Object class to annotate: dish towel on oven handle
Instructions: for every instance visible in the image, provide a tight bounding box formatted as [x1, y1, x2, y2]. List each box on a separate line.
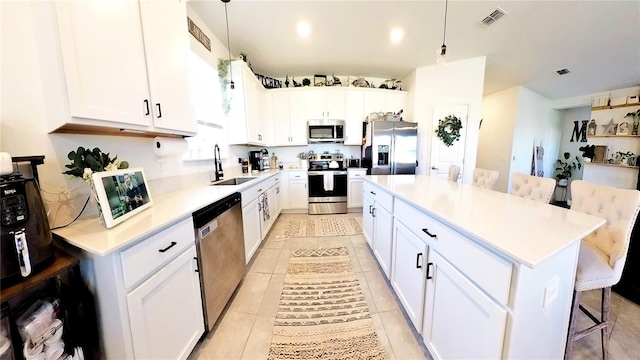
[323, 172, 334, 191]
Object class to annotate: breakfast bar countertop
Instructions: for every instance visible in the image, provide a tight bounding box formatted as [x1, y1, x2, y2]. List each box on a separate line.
[364, 175, 606, 268]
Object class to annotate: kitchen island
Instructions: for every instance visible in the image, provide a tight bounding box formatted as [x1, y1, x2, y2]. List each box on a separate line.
[361, 175, 605, 359]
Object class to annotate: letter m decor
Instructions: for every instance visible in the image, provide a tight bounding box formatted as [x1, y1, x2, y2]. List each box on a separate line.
[570, 120, 588, 142]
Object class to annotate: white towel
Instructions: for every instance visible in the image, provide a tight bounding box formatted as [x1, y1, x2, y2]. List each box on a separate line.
[323, 172, 334, 191]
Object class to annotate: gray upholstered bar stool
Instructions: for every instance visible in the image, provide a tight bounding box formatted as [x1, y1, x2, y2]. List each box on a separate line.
[471, 168, 499, 189]
[447, 165, 460, 182]
[509, 172, 556, 203]
[565, 180, 640, 360]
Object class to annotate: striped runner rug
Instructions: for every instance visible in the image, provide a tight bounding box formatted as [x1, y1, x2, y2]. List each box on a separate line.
[281, 217, 362, 239]
[267, 247, 386, 360]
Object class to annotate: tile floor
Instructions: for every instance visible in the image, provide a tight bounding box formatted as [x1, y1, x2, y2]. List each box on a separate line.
[189, 213, 640, 360]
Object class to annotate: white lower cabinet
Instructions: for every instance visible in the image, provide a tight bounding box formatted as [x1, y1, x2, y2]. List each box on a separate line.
[362, 194, 374, 247]
[347, 169, 366, 208]
[288, 172, 308, 210]
[127, 245, 204, 359]
[362, 182, 394, 277]
[391, 220, 427, 331]
[422, 250, 507, 360]
[242, 196, 262, 264]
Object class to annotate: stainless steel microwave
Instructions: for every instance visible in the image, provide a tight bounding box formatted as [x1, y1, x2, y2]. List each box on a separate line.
[308, 119, 345, 143]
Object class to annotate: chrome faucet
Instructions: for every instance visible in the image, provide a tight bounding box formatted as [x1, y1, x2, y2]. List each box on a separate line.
[214, 144, 224, 181]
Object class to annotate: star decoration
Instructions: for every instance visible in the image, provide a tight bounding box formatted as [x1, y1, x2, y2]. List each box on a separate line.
[601, 118, 618, 135]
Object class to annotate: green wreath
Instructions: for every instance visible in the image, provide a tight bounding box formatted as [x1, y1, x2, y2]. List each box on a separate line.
[435, 115, 463, 147]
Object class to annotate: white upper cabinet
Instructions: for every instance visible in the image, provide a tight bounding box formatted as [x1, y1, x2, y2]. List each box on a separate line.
[270, 90, 307, 146]
[345, 90, 366, 145]
[53, 0, 196, 136]
[364, 89, 407, 115]
[228, 60, 267, 145]
[306, 88, 346, 119]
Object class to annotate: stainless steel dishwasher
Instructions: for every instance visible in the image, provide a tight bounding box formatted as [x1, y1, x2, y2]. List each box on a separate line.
[193, 192, 245, 332]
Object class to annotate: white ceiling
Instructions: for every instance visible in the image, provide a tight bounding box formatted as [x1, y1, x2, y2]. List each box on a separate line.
[189, 0, 640, 101]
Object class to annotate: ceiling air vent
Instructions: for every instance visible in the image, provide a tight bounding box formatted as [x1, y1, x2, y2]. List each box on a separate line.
[481, 7, 507, 27]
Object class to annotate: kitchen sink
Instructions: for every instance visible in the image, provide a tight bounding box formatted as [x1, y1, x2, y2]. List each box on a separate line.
[211, 177, 256, 186]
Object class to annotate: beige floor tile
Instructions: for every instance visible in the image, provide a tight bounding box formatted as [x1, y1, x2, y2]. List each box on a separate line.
[355, 272, 378, 313]
[355, 245, 379, 272]
[248, 248, 281, 273]
[379, 310, 429, 360]
[350, 234, 368, 247]
[191, 311, 256, 360]
[228, 272, 272, 314]
[261, 235, 286, 249]
[282, 236, 318, 249]
[371, 313, 397, 360]
[241, 315, 276, 360]
[257, 274, 285, 316]
[272, 248, 291, 274]
[363, 270, 399, 312]
[317, 235, 353, 249]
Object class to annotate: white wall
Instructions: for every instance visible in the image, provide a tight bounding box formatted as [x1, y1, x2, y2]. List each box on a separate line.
[478, 87, 519, 192]
[404, 57, 486, 183]
[479, 86, 562, 193]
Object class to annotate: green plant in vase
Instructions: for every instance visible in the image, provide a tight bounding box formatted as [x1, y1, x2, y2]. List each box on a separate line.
[555, 152, 582, 185]
[624, 109, 640, 135]
[217, 58, 232, 114]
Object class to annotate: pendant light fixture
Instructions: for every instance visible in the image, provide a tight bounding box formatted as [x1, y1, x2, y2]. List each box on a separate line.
[437, 0, 449, 65]
[222, 0, 234, 89]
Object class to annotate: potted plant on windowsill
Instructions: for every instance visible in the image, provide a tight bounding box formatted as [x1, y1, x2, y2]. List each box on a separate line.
[555, 152, 582, 186]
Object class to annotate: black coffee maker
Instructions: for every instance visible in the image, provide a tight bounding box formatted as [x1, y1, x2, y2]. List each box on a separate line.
[249, 150, 264, 171]
[1, 169, 54, 286]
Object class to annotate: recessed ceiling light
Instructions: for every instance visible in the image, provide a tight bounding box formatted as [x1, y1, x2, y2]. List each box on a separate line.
[297, 21, 311, 37]
[390, 28, 404, 43]
[556, 68, 570, 75]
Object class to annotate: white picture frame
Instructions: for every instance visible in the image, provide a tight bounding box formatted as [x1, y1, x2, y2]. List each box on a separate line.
[91, 167, 153, 228]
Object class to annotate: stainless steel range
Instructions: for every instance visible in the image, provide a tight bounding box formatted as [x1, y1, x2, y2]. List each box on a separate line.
[307, 152, 347, 214]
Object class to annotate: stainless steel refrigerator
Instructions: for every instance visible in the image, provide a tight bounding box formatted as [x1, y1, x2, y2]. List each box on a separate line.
[362, 121, 418, 175]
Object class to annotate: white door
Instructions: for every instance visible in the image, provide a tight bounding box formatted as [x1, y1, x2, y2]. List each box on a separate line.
[391, 220, 427, 332]
[429, 105, 469, 180]
[127, 245, 204, 359]
[372, 205, 393, 279]
[423, 251, 507, 359]
[242, 198, 262, 263]
[362, 194, 374, 248]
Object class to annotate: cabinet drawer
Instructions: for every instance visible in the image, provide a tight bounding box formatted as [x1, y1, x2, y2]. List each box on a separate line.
[348, 169, 366, 179]
[121, 217, 195, 290]
[395, 199, 512, 305]
[242, 181, 267, 206]
[363, 181, 393, 211]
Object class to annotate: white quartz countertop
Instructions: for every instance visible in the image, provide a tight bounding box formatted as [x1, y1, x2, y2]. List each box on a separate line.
[53, 170, 283, 256]
[365, 175, 606, 268]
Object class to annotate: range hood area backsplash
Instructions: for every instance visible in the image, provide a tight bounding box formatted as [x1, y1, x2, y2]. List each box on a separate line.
[245, 144, 362, 169]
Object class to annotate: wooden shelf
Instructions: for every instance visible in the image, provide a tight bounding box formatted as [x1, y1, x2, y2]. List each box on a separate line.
[584, 162, 639, 169]
[0, 247, 79, 302]
[592, 103, 640, 111]
[588, 134, 640, 138]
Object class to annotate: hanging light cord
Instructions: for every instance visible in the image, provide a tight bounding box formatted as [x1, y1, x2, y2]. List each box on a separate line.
[442, 0, 449, 47]
[223, 0, 234, 88]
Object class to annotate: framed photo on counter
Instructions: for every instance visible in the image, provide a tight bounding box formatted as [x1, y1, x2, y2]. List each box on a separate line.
[92, 167, 153, 228]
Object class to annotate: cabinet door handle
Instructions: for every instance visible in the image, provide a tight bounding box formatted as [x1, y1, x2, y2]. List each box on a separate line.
[258, 188, 263, 192]
[368, 205, 373, 214]
[422, 228, 437, 238]
[143, 99, 150, 115]
[156, 103, 162, 118]
[158, 241, 177, 253]
[416, 253, 423, 269]
[371, 207, 376, 217]
[370, 191, 376, 195]
[193, 257, 199, 273]
[426, 262, 434, 279]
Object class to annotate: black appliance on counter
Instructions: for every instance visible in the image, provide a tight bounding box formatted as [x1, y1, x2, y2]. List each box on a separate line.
[307, 152, 347, 215]
[248, 149, 269, 171]
[1, 170, 54, 287]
